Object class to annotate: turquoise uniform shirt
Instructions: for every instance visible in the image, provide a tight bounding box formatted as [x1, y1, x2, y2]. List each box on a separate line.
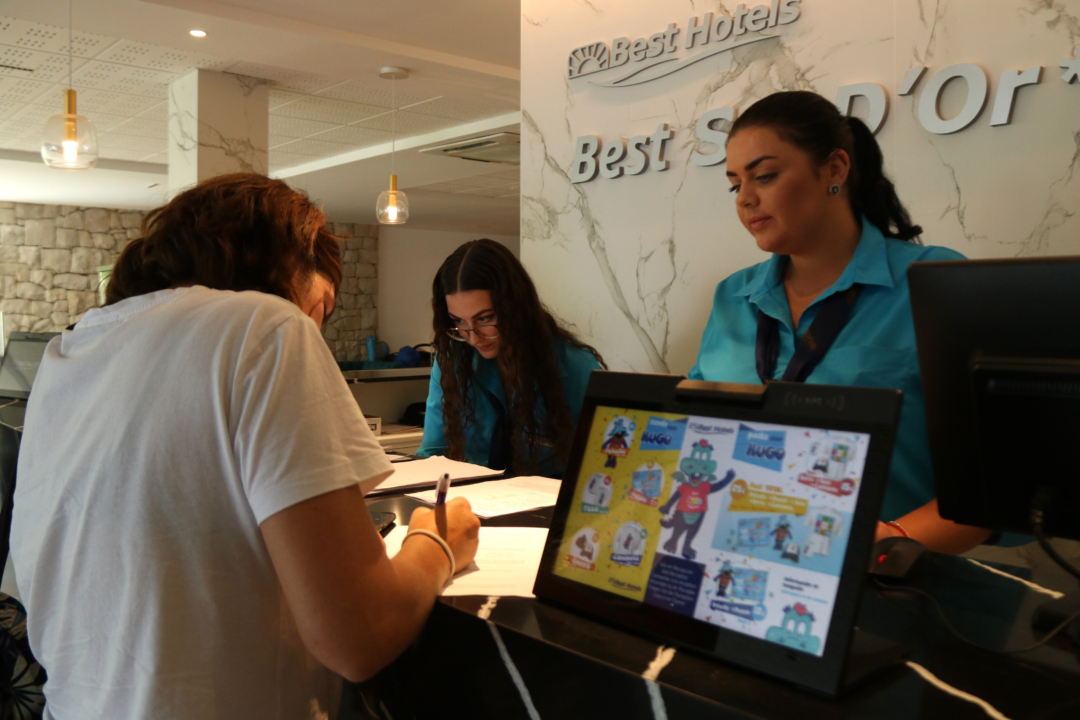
[688, 221, 964, 522]
[418, 340, 603, 478]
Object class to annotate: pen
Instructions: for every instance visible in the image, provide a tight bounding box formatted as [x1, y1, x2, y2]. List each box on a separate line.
[435, 473, 451, 506]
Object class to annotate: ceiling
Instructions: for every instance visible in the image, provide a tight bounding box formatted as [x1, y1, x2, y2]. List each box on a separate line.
[0, 0, 522, 233]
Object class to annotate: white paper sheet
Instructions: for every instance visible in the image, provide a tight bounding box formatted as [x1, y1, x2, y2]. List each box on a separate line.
[384, 526, 548, 597]
[407, 476, 562, 518]
[368, 455, 503, 494]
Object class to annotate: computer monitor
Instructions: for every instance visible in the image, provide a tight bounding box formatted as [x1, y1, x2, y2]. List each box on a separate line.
[0, 332, 60, 400]
[910, 257, 1080, 541]
[534, 372, 903, 696]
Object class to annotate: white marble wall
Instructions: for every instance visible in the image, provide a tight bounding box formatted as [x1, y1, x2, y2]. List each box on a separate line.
[521, 0, 1080, 375]
[168, 70, 270, 198]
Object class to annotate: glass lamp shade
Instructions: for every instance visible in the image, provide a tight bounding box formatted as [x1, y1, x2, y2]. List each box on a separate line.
[41, 112, 99, 170]
[376, 175, 409, 224]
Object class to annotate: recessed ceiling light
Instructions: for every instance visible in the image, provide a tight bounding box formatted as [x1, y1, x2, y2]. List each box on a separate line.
[189, 29, 206, 37]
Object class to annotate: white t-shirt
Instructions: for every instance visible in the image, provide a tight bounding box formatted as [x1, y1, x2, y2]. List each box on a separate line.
[10, 286, 393, 720]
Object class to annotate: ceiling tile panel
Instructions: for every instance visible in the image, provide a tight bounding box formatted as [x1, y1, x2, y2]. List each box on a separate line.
[72, 61, 176, 98]
[97, 132, 167, 153]
[0, 136, 39, 152]
[311, 125, 392, 146]
[7, 102, 58, 124]
[80, 112, 132, 132]
[0, 119, 40, 140]
[0, 18, 116, 57]
[271, 138, 357, 158]
[136, 102, 168, 122]
[354, 110, 457, 135]
[0, 47, 89, 84]
[0, 99, 23, 120]
[268, 89, 304, 109]
[313, 81, 425, 109]
[98, 147, 154, 162]
[107, 117, 167, 139]
[95, 40, 233, 74]
[409, 97, 510, 121]
[0, 76, 54, 104]
[272, 97, 385, 125]
[268, 151, 323, 171]
[224, 62, 344, 94]
[70, 88, 162, 116]
[268, 115, 338, 139]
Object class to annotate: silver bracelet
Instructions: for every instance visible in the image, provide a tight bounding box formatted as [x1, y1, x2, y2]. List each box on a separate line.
[403, 529, 456, 583]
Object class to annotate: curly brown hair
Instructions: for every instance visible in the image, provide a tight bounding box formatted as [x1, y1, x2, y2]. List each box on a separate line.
[105, 173, 342, 307]
[431, 239, 605, 475]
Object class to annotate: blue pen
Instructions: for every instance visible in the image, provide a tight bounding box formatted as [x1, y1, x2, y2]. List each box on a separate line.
[435, 473, 451, 505]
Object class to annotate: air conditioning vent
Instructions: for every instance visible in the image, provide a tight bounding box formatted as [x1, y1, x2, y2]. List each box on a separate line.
[420, 133, 520, 164]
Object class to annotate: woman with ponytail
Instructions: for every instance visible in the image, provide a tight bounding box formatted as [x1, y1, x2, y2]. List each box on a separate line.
[688, 91, 991, 554]
[418, 239, 605, 478]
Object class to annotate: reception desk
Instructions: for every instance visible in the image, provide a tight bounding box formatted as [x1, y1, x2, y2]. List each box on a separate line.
[348, 496, 1080, 720]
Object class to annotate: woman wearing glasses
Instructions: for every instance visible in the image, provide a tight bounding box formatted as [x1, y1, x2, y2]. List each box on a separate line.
[417, 239, 606, 477]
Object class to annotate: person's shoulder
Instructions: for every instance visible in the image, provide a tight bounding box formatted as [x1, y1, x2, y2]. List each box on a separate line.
[186, 287, 304, 326]
[714, 259, 771, 300]
[884, 237, 967, 266]
[554, 338, 604, 372]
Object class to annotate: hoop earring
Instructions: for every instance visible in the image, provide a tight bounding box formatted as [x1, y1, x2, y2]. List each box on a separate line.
[828, 184, 842, 196]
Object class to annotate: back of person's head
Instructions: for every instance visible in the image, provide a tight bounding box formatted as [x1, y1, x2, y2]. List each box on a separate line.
[106, 173, 343, 306]
[729, 91, 922, 242]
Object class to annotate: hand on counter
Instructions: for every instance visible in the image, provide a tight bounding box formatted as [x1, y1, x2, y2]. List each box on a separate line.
[410, 498, 481, 582]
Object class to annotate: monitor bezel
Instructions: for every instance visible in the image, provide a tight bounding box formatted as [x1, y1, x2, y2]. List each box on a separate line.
[533, 372, 901, 697]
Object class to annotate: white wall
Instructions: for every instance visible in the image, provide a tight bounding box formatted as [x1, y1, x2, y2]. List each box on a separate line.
[521, 0, 1080, 375]
[377, 227, 519, 352]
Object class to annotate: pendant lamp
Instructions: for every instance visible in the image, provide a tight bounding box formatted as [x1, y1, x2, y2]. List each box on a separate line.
[41, 0, 98, 170]
[376, 67, 409, 225]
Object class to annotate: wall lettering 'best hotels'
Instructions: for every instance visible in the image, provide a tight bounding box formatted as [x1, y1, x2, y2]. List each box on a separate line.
[565, 1, 1080, 184]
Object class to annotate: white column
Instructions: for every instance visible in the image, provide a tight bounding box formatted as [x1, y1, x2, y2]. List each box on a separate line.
[167, 70, 269, 198]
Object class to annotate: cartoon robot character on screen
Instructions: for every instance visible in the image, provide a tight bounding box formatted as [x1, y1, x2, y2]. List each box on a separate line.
[715, 560, 735, 597]
[768, 515, 792, 551]
[658, 439, 735, 560]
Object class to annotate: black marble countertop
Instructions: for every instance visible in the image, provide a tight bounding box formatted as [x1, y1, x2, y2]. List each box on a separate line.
[349, 495, 1080, 719]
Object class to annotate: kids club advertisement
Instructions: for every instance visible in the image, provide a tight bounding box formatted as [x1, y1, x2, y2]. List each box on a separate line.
[553, 407, 870, 658]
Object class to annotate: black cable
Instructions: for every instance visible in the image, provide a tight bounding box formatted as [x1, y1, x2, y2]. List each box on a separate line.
[872, 577, 1080, 654]
[1031, 520, 1080, 583]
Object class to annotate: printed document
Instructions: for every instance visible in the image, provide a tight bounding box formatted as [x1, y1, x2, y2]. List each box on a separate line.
[407, 476, 562, 518]
[369, 455, 503, 494]
[384, 526, 548, 597]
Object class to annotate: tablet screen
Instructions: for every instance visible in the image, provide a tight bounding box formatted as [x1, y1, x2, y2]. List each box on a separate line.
[552, 406, 871, 658]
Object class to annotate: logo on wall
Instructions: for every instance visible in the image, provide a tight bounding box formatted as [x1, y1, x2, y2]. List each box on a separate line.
[567, 1, 802, 87]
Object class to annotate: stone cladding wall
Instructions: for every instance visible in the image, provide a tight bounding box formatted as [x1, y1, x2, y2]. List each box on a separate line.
[0, 201, 376, 359]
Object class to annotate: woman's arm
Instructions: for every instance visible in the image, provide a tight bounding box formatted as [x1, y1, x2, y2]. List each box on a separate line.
[875, 499, 992, 554]
[415, 363, 447, 458]
[260, 487, 479, 682]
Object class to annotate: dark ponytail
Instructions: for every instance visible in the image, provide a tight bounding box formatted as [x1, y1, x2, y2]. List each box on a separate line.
[729, 91, 922, 242]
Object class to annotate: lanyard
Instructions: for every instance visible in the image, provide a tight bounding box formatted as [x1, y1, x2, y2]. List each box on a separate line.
[755, 285, 861, 384]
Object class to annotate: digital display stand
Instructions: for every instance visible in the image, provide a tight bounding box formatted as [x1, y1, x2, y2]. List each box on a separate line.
[534, 372, 905, 697]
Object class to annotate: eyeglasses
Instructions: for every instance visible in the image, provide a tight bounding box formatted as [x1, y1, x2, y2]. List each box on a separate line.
[447, 322, 499, 342]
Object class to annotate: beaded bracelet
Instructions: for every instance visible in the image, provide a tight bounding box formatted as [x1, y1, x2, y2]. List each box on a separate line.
[403, 529, 456, 583]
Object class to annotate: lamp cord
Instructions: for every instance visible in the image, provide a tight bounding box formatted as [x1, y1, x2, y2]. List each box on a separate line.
[68, 0, 72, 91]
[395, 75, 399, 179]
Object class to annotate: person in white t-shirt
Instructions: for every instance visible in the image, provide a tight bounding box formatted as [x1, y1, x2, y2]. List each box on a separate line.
[9, 173, 480, 720]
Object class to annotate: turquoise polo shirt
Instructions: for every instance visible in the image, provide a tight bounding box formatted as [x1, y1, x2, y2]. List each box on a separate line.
[688, 221, 964, 522]
[417, 340, 603, 478]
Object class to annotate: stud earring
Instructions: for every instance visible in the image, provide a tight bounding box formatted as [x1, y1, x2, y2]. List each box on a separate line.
[829, 184, 841, 196]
